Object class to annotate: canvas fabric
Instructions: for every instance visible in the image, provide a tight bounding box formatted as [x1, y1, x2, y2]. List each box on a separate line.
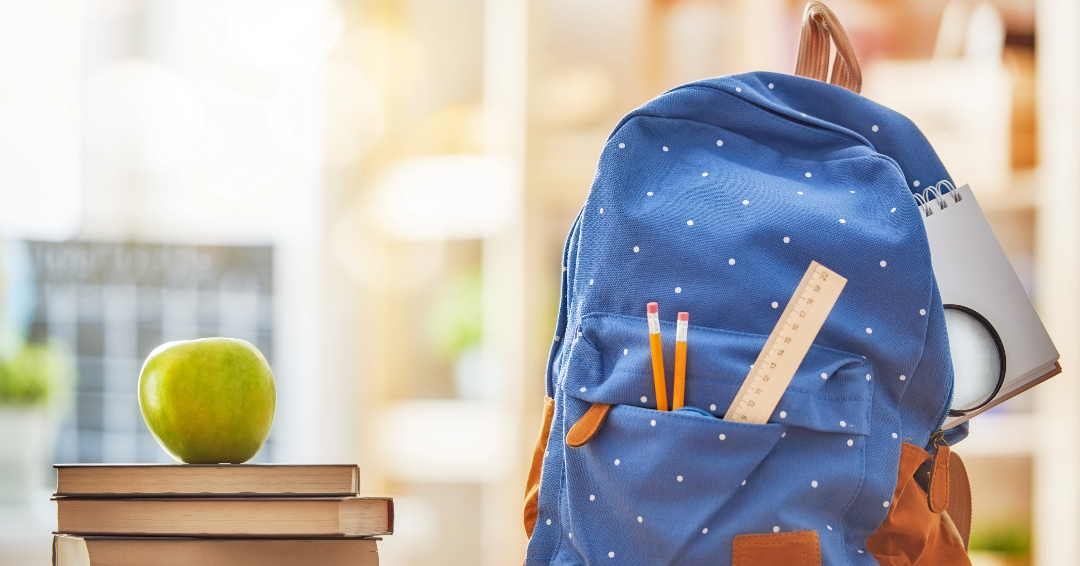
[866, 443, 970, 565]
[525, 71, 969, 566]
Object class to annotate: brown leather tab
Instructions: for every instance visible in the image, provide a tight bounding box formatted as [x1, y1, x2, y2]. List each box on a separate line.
[868, 442, 971, 566]
[566, 403, 611, 448]
[928, 442, 950, 514]
[733, 530, 821, 566]
[946, 451, 972, 549]
[524, 396, 556, 538]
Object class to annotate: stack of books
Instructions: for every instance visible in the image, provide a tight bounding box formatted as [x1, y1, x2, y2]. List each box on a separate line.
[51, 464, 392, 566]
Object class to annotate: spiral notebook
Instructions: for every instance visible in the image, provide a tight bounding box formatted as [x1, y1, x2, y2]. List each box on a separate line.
[917, 183, 1061, 429]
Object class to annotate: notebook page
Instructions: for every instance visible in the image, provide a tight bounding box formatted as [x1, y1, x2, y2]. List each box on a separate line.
[923, 184, 1059, 428]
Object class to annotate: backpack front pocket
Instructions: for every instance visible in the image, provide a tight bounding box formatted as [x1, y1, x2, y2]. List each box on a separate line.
[551, 313, 874, 566]
[563, 403, 783, 564]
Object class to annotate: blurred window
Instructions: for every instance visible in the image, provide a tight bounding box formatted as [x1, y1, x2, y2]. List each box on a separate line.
[24, 241, 274, 464]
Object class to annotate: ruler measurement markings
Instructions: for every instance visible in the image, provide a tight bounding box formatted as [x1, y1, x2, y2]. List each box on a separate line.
[724, 261, 847, 424]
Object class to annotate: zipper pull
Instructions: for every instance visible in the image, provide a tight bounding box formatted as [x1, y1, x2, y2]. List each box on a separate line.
[927, 430, 950, 513]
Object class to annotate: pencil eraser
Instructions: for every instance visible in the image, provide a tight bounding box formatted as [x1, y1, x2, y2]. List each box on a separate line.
[646, 302, 658, 314]
[678, 312, 689, 321]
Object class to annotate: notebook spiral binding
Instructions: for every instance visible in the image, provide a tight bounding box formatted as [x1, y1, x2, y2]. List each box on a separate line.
[912, 179, 962, 217]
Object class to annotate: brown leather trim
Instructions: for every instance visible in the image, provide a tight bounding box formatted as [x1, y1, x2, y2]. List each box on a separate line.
[868, 442, 972, 566]
[524, 396, 555, 538]
[928, 443, 950, 513]
[733, 530, 821, 566]
[946, 451, 972, 549]
[565, 403, 611, 448]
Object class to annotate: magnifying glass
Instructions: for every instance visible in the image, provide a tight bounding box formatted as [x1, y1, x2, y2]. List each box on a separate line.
[943, 304, 1006, 416]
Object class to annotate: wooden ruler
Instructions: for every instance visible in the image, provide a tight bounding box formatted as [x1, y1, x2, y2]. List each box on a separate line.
[724, 261, 847, 424]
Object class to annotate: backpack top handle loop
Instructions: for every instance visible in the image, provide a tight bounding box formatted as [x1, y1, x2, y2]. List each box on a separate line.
[794, 1, 863, 94]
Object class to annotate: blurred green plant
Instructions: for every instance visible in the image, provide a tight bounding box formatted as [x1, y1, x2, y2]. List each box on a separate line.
[427, 266, 482, 359]
[969, 522, 1031, 557]
[0, 341, 75, 406]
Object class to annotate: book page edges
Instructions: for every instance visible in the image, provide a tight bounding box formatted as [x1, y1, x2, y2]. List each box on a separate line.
[55, 536, 378, 566]
[56, 497, 391, 536]
[54, 535, 90, 566]
[55, 465, 361, 497]
[339, 497, 393, 536]
[943, 361, 1062, 429]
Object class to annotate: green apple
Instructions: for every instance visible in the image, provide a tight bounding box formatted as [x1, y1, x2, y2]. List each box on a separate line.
[138, 338, 276, 464]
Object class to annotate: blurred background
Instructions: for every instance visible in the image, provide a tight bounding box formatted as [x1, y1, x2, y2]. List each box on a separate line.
[0, 0, 1074, 564]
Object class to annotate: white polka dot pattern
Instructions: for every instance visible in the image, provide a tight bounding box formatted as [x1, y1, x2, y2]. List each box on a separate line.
[533, 77, 953, 565]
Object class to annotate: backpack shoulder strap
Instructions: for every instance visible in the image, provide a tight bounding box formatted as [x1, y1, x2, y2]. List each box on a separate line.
[947, 451, 973, 550]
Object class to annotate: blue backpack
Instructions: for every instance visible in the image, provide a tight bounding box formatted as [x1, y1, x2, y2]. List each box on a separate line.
[523, 5, 970, 566]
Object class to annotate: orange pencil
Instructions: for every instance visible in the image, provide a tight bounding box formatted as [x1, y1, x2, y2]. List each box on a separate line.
[673, 312, 689, 410]
[647, 302, 668, 411]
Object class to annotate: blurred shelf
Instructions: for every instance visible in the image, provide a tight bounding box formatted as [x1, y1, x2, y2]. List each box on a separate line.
[377, 400, 517, 484]
[957, 411, 1034, 458]
[974, 169, 1038, 213]
[0, 497, 55, 566]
